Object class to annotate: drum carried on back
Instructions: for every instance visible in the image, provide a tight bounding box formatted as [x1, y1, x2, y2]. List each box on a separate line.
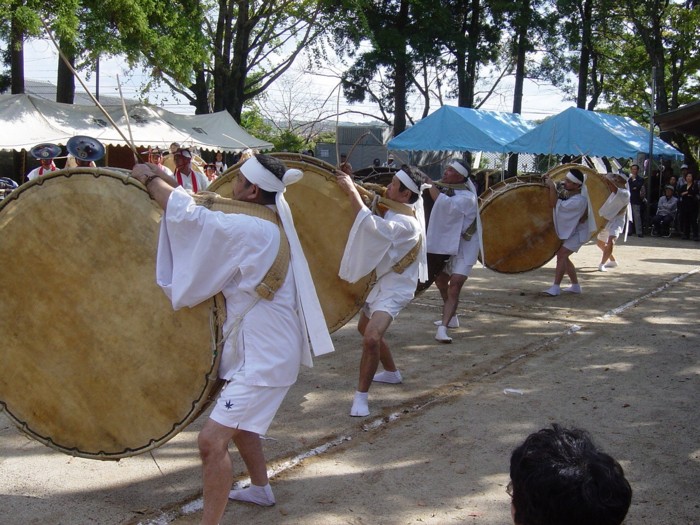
[478, 164, 609, 273]
[0, 169, 224, 460]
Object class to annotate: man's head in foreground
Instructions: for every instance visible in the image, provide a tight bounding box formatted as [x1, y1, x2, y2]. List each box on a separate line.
[509, 424, 632, 525]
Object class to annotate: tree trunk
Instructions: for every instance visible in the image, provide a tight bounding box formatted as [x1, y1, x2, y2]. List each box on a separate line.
[576, 0, 593, 108]
[509, 1, 529, 177]
[462, 0, 481, 108]
[10, 10, 24, 95]
[391, 0, 410, 136]
[56, 36, 76, 104]
[225, 0, 252, 123]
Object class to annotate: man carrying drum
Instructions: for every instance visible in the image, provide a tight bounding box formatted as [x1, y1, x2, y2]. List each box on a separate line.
[542, 168, 596, 296]
[423, 159, 482, 343]
[131, 154, 333, 525]
[336, 165, 429, 417]
[596, 172, 631, 272]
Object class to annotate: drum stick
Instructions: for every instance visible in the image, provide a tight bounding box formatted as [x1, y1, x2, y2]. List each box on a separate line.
[40, 19, 144, 163]
[116, 74, 139, 164]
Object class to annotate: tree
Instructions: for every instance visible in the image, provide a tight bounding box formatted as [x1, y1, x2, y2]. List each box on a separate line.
[137, 0, 331, 120]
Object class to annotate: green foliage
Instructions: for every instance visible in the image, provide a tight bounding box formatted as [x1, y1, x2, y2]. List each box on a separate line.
[272, 129, 306, 152]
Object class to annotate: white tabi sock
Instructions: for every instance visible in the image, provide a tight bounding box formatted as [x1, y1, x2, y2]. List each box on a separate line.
[433, 316, 459, 328]
[543, 285, 561, 296]
[563, 284, 582, 294]
[373, 370, 403, 384]
[350, 391, 370, 417]
[229, 483, 276, 506]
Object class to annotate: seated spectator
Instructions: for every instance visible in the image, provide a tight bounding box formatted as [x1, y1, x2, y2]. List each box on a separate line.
[509, 424, 632, 525]
[650, 185, 678, 237]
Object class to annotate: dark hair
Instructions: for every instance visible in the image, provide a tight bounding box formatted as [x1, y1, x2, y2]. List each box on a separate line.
[397, 164, 422, 204]
[244, 154, 285, 204]
[510, 424, 632, 525]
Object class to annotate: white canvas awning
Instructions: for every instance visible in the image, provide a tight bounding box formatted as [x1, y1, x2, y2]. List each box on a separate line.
[0, 94, 273, 153]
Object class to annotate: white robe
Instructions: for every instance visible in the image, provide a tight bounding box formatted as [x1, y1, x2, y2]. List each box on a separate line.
[426, 190, 479, 265]
[554, 193, 587, 240]
[174, 169, 209, 192]
[156, 188, 310, 387]
[339, 207, 421, 307]
[599, 188, 631, 221]
[26, 165, 57, 181]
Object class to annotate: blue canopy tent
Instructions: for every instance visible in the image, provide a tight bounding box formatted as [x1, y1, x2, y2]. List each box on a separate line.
[387, 105, 535, 153]
[505, 107, 682, 158]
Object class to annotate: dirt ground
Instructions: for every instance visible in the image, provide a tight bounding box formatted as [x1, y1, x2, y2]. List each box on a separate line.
[1, 236, 699, 525]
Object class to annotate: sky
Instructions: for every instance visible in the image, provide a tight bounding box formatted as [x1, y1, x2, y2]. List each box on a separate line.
[21, 38, 575, 125]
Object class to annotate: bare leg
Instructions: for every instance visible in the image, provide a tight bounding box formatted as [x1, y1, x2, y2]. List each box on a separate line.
[553, 247, 575, 285]
[597, 237, 615, 264]
[232, 429, 268, 487]
[441, 274, 467, 325]
[199, 419, 237, 525]
[565, 257, 578, 284]
[357, 311, 393, 392]
[434, 271, 449, 303]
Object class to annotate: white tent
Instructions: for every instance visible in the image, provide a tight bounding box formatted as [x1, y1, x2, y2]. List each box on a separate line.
[0, 94, 272, 152]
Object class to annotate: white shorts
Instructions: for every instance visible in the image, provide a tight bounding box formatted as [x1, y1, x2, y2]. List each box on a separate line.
[597, 227, 621, 242]
[562, 236, 585, 252]
[445, 254, 474, 277]
[362, 271, 415, 319]
[598, 214, 626, 241]
[209, 372, 290, 435]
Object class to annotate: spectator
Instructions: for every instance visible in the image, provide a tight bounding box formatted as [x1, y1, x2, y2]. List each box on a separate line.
[627, 164, 645, 237]
[677, 172, 699, 241]
[650, 185, 679, 237]
[26, 143, 61, 181]
[509, 424, 632, 525]
[214, 151, 227, 175]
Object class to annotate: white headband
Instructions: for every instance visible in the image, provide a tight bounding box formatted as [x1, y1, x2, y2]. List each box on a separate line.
[565, 171, 584, 185]
[396, 169, 431, 195]
[240, 156, 303, 192]
[449, 160, 469, 179]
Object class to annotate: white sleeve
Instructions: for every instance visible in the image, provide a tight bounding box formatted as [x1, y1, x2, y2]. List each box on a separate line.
[156, 188, 271, 308]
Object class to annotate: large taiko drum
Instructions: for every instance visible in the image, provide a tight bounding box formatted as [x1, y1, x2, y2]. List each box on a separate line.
[479, 166, 611, 274]
[479, 175, 561, 273]
[208, 153, 374, 332]
[0, 169, 224, 460]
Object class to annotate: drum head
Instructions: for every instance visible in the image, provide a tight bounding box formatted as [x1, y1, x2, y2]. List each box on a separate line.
[479, 178, 561, 273]
[0, 169, 223, 459]
[208, 153, 373, 332]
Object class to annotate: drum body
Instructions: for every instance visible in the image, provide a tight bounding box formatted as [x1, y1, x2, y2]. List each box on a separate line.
[0, 169, 223, 459]
[479, 175, 561, 273]
[208, 153, 373, 332]
[479, 166, 611, 274]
